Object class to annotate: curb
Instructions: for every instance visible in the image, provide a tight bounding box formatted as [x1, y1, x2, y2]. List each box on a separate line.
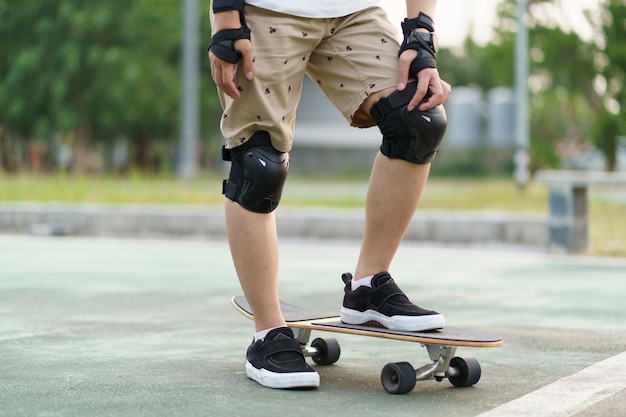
[0, 203, 547, 247]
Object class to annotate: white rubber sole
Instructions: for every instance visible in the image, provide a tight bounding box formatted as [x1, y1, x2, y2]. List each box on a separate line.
[340, 307, 445, 332]
[246, 362, 320, 389]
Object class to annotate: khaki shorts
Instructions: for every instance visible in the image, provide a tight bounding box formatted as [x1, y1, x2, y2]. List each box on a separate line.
[214, 5, 401, 152]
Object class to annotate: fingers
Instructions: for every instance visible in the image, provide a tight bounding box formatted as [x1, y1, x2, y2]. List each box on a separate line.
[397, 49, 417, 91]
[407, 68, 452, 112]
[208, 39, 254, 100]
[408, 71, 432, 112]
[236, 39, 254, 81]
[418, 78, 451, 111]
[209, 54, 240, 99]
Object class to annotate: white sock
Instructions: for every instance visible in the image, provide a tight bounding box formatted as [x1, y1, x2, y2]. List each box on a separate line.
[351, 275, 374, 291]
[254, 327, 281, 342]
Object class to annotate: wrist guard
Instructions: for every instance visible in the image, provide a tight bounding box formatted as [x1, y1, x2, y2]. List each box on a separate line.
[399, 12, 437, 75]
[212, 0, 245, 13]
[208, 26, 251, 64]
[401, 12, 435, 32]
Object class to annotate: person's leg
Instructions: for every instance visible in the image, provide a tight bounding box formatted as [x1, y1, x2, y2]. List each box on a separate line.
[341, 76, 448, 329]
[214, 5, 324, 388]
[309, 7, 446, 331]
[225, 201, 285, 332]
[218, 5, 319, 331]
[352, 84, 432, 279]
[354, 151, 431, 281]
[226, 199, 319, 389]
[339, 89, 446, 331]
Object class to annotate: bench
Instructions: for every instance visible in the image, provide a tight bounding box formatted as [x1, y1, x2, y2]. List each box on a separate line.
[534, 169, 626, 253]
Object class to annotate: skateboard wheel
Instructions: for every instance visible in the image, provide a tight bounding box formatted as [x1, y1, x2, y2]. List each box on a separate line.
[381, 362, 416, 394]
[310, 337, 341, 365]
[448, 357, 481, 387]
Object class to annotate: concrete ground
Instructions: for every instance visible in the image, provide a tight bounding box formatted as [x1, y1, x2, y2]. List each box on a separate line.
[1, 235, 625, 417]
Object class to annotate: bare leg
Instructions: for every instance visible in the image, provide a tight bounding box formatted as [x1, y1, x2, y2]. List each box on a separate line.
[225, 200, 286, 331]
[354, 153, 430, 280]
[352, 86, 431, 280]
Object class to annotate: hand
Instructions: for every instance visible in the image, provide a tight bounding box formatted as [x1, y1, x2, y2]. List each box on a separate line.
[208, 10, 254, 99]
[209, 38, 254, 100]
[397, 49, 451, 112]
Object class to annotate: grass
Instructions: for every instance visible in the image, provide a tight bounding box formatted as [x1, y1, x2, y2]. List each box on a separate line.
[0, 173, 549, 210]
[0, 173, 624, 256]
[0, 173, 224, 205]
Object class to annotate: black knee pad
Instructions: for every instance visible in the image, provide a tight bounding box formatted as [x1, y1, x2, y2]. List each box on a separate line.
[370, 82, 447, 164]
[222, 131, 289, 213]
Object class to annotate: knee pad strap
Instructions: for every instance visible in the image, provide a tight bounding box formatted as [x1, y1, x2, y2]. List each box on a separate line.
[222, 131, 289, 213]
[371, 82, 447, 164]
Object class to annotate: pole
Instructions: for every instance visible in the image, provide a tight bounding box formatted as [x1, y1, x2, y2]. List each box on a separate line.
[179, 0, 199, 179]
[514, 0, 530, 188]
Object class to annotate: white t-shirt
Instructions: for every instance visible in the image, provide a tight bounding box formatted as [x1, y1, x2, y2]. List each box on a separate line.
[245, 0, 382, 18]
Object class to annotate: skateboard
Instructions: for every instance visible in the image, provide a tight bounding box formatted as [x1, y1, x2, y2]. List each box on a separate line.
[231, 295, 503, 394]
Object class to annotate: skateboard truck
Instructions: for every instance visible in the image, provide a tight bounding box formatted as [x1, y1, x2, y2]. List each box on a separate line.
[295, 328, 342, 366]
[416, 344, 457, 381]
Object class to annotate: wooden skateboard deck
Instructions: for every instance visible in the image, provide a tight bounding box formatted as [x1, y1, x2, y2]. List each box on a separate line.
[231, 295, 503, 394]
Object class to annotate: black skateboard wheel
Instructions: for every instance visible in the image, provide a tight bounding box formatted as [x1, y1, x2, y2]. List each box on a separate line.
[448, 356, 481, 387]
[310, 337, 341, 365]
[381, 362, 416, 394]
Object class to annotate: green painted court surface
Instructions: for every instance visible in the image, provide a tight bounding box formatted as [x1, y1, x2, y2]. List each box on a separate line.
[1, 235, 625, 416]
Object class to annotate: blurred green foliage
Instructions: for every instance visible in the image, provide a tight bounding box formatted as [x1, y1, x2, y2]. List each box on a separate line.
[0, 0, 220, 172]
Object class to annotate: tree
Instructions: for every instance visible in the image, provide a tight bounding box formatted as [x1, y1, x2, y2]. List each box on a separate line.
[437, 35, 515, 90]
[514, 0, 624, 170]
[590, 0, 626, 170]
[0, 0, 217, 173]
[438, 0, 625, 171]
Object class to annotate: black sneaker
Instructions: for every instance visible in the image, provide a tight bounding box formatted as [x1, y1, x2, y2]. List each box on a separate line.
[245, 327, 320, 389]
[340, 272, 445, 331]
